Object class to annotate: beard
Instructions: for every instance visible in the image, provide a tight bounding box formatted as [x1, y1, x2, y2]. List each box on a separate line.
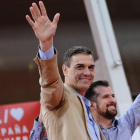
[96, 102, 117, 119]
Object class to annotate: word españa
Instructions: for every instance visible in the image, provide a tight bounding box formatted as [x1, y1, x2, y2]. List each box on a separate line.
[0, 124, 28, 137]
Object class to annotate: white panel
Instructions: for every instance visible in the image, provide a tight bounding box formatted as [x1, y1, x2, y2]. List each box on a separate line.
[83, 0, 140, 139]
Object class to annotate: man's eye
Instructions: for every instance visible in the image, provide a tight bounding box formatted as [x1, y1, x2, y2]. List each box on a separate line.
[89, 66, 94, 70]
[77, 66, 83, 69]
[112, 95, 115, 98]
[104, 95, 108, 98]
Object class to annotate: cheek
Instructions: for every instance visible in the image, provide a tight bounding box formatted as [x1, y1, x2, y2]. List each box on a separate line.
[68, 69, 75, 76]
[100, 101, 108, 109]
[97, 100, 105, 108]
[75, 71, 83, 78]
[91, 72, 95, 80]
[92, 72, 95, 77]
[71, 71, 81, 81]
[114, 100, 117, 105]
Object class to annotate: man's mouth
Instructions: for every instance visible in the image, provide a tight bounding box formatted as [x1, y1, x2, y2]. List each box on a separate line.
[108, 106, 116, 110]
[107, 103, 116, 108]
[80, 77, 91, 80]
[79, 78, 91, 83]
[81, 78, 90, 80]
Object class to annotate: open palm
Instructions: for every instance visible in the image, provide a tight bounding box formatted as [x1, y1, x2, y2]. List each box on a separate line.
[26, 1, 60, 44]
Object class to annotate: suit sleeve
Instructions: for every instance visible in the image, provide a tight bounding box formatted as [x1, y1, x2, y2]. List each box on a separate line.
[34, 50, 65, 111]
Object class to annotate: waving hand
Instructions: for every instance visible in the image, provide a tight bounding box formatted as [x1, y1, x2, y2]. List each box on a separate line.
[26, 1, 60, 52]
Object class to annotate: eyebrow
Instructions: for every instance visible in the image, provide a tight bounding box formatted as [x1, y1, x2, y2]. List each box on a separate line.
[75, 64, 95, 67]
[102, 93, 115, 97]
[89, 65, 95, 67]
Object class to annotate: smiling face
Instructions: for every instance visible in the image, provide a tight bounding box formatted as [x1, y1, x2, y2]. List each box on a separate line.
[62, 53, 95, 96]
[94, 86, 117, 119]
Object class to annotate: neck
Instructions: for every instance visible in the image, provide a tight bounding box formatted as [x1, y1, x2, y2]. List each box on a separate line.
[76, 90, 85, 96]
[92, 111, 113, 129]
[64, 82, 86, 96]
[72, 87, 86, 96]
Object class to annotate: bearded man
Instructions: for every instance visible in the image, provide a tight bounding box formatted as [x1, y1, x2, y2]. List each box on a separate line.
[85, 80, 140, 140]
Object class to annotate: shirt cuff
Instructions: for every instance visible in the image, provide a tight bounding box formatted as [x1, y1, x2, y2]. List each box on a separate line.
[33, 116, 45, 131]
[38, 45, 55, 60]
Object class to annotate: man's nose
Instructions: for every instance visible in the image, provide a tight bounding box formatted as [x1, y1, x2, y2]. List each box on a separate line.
[110, 97, 117, 104]
[83, 68, 90, 75]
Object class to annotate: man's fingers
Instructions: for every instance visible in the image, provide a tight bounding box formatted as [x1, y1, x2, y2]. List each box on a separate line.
[39, 1, 47, 16]
[26, 15, 34, 27]
[30, 7, 38, 21]
[32, 3, 41, 18]
[53, 13, 60, 25]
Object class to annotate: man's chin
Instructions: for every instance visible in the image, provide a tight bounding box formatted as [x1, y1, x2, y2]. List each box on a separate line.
[108, 106, 117, 114]
[109, 108, 117, 113]
[103, 109, 117, 119]
[108, 110, 117, 117]
[79, 82, 90, 88]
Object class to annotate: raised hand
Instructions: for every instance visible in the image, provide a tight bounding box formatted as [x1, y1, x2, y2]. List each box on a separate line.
[26, 1, 60, 52]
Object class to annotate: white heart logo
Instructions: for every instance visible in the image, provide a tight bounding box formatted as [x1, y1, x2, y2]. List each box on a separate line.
[10, 107, 24, 121]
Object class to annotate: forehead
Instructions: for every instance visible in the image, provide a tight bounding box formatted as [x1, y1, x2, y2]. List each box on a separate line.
[70, 54, 94, 65]
[95, 86, 113, 96]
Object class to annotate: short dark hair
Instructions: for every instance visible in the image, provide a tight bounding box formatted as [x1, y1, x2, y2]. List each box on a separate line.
[85, 80, 109, 102]
[63, 46, 93, 67]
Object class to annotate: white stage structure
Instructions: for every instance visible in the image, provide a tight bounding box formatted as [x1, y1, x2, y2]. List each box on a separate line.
[83, 0, 140, 139]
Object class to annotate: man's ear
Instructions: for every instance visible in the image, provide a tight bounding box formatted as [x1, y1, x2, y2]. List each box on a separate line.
[90, 101, 96, 110]
[62, 64, 68, 76]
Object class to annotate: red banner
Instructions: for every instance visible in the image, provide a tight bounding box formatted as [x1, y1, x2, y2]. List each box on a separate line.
[0, 101, 40, 140]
